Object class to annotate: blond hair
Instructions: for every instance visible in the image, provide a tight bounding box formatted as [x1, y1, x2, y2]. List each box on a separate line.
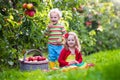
[64, 32, 81, 51]
[48, 8, 62, 18]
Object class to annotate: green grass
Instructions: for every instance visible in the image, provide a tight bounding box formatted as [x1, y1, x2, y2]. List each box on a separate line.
[0, 49, 120, 80]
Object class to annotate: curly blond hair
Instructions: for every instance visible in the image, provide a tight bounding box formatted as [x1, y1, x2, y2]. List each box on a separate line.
[48, 8, 62, 18]
[64, 32, 81, 51]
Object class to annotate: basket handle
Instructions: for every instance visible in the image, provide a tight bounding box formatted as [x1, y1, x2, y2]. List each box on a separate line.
[23, 49, 43, 61]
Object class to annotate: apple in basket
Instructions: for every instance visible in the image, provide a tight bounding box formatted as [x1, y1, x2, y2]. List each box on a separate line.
[37, 56, 46, 61]
[41, 56, 46, 60]
[26, 56, 46, 62]
[28, 57, 34, 61]
[33, 56, 38, 61]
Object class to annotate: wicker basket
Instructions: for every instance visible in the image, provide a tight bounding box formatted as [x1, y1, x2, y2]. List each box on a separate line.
[19, 49, 49, 71]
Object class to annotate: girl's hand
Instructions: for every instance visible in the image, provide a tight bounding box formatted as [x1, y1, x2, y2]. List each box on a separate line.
[69, 60, 78, 65]
[68, 61, 74, 65]
[74, 60, 79, 64]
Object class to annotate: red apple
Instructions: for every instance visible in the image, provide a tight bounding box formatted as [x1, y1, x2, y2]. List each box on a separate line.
[32, 56, 37, 61]
[37, 56, 42, 61]
[41, 57, 46, 60]
[24, 10, 29, 15]
[27, 3, 33, 10]
[24, 10, 35, 17]
[22, 3, 27, 9]
[28, 10, 35, 17]
[28, 57, 33, 61]
[86, 21, 92, 26]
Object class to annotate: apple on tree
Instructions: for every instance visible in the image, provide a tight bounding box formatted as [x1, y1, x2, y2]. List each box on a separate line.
[24, 9, 36, 17]
[27, 3, 33, 10]
[24, 10, 29, 15]
[22, 3, 27, 9]
[23, 3, 36, 17]
[22, 3, 34, 10]
[28, 10, 35, 17]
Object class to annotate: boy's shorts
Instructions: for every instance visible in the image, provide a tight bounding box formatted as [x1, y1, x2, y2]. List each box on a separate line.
[48, 44, 63, 62]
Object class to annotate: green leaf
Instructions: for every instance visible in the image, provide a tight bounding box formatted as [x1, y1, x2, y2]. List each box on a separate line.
[0, 24, 2, 30]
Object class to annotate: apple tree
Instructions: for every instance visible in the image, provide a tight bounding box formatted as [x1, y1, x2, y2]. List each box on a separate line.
[0, 0, 52, 67]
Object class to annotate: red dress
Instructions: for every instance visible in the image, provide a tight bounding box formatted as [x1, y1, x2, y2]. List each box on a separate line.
[58, 48, 83, 67]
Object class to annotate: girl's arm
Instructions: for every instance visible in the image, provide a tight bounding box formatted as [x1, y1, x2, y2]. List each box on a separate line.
[76, 51, 83, 63]
[58, 49, 69, 66]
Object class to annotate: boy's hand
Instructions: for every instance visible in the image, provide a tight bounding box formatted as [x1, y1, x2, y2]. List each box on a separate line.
[47, 23, 53, 33]
[48, 23, 53, 28]
[56, 38, 61, 43]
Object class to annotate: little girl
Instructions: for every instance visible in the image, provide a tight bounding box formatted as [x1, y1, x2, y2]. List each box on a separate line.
[58, 32, 83, 67]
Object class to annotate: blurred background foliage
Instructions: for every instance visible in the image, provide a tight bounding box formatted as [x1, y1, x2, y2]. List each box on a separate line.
[0, 0, 120, 67]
